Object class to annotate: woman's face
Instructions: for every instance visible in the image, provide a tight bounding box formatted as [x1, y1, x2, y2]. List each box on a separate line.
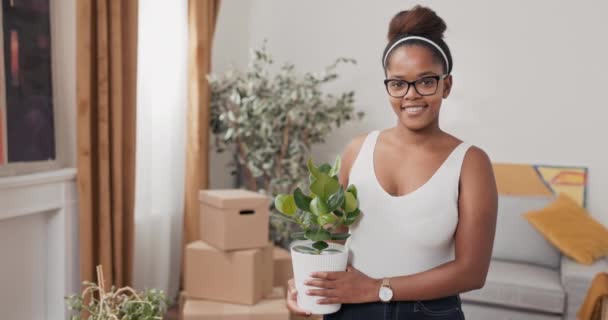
[385, 45, 452, 132]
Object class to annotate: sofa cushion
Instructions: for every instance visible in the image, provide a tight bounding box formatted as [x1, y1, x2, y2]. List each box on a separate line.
[461, 260, 565, 314]
[492, 195, 561, 269]
[524, 193, 608, 265]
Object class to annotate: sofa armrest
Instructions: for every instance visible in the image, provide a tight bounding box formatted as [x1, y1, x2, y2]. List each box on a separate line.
[560, 256, 608, 320]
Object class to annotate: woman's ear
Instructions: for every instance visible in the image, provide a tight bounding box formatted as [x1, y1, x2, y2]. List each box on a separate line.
[442, 74, 453, 99]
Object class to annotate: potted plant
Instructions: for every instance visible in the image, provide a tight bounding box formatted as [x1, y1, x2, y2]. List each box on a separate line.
[65, 266, 169, 320]
[273, 156, 361, 315]
[207, 41, 364, 248]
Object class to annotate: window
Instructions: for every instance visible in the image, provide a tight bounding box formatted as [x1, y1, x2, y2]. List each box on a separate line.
[0, 0, 57, 176]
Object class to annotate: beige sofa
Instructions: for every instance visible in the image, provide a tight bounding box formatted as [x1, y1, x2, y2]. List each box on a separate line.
[460, 195, 608, 320]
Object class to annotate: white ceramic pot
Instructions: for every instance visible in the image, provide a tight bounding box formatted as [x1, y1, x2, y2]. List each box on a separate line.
[290, 240, 349, 315]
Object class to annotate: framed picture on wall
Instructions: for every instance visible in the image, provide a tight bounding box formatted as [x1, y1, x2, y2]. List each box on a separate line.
[0, 0, 55, 172]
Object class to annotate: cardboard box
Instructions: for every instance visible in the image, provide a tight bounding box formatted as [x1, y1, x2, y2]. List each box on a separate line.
[183, 287, 289, 320]
[178, 291, 187, 320]
[199, 189, 270, 251]
[273, 246, 293, 293]
[184, 240, 274, 305]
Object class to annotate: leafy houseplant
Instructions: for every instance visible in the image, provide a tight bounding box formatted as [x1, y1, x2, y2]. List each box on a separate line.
[207, 41, 364, 247]
[273, 156, 361, 254]
[273, 156, 361, 315]
[65, 266, 168, 320]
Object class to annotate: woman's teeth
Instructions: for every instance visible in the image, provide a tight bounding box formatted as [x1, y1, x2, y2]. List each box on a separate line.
[401, 106, 426, 114]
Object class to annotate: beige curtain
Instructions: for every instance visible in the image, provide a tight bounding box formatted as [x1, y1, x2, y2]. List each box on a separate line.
[183, 0, 221, 247]
[76, 0, 139, 288]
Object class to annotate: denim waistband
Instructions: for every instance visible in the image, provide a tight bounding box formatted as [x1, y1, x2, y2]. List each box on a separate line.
[351, 295, 461, 311]
[324, 295, 463, 320]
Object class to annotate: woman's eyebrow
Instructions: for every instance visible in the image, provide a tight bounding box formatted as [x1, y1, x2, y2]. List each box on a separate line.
[417, 71, 438, 77]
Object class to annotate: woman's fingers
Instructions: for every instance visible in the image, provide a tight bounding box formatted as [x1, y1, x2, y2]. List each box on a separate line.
[286, 295, 313, 316]
[306, 288, 337, 297]
[286, 278, 312, 317]
[304, 279, 334, 289]
[318, 297, 340, 305]
[287, 279, 298, 300]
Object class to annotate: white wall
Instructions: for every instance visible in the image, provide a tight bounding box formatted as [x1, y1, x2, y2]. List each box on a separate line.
[209, 0, 253, 189]
[211, 0, 608, 225]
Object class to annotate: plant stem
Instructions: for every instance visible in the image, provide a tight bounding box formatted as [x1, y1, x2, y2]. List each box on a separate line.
[114, 287, 142, 301]
[228, 103, 258, 191]
[276, 116, 291, 177]
[235, 139, 257, 190]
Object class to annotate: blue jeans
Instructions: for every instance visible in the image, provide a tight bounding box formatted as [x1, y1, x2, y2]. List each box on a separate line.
[323, 295, 465, 320]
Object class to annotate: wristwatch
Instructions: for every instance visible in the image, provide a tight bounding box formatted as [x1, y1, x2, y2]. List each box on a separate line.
[378, 278, 393, 303]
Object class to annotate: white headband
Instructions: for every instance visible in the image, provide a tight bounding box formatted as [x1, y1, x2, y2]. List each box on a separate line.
[383, 36, 450, 72]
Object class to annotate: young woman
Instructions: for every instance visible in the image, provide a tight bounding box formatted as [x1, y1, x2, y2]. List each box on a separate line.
[286, 5, 497, 320]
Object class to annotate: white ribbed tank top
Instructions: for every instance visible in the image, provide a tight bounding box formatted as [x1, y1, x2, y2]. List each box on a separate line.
[345, 130, 471, 279]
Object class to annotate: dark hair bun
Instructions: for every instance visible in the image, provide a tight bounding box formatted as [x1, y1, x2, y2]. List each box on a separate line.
[388, 5, 446, 41]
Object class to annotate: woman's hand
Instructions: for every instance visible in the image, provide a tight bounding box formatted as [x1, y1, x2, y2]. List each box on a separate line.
[305, 265, 381, 304]
[286, 278, 313, 317]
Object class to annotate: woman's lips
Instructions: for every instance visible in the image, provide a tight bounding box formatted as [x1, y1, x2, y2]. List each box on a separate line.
[400, 105, 428, 115]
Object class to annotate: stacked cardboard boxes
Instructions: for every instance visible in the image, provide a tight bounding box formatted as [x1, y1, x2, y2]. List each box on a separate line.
[182, 189, 297, 319]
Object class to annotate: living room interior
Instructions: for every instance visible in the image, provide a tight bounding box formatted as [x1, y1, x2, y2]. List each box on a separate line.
[1, 1, 608, 320]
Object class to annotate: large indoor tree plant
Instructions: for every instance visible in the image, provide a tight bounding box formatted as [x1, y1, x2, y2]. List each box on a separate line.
[208, 41, 364, 247]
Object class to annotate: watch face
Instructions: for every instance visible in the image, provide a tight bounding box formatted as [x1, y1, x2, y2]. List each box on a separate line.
[379, 286, 393, 302]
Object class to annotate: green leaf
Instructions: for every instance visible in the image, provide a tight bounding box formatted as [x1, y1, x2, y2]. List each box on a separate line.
[347, 184, 358, 199]
[293, 245, 317, 254]
[330, 233, 351, 240]
[329, 155, 341, 177]
[327, 187, 345, 212]
[271, 212, 296, 223]
[307, 158, 322, 179]
[291, 232, 306, 240]
[343, 208, 360, 226]
[333, 209, 344, 217]
[347, 208, 360, 219]
[293, 188, 312, 212]
[344, 191, 358, 213]
[310, 173, 340, 201]
[323, 248, 342, 253]
[319, 163, 332, 174]
[318, 214, 337, 226]
[305, 228, 331, 241]
[310, 197, 329, 216]
[274, 194, 297, 216]
[309, 173, 316, 185]
[312, 241, 329, 251]
[300, 211, 318, 227]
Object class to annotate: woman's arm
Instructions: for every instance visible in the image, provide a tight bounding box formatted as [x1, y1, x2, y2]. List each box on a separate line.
[387, 146, 498, 301]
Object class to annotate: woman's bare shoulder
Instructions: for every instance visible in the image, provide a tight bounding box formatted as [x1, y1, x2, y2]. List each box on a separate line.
[338, 132, 372, 186]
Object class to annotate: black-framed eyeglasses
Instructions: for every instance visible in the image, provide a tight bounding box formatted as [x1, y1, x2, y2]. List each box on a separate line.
[383, 74, 449, 98]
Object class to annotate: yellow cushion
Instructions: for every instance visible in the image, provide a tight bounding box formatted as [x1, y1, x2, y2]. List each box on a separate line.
[524, 193, 608, 265]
